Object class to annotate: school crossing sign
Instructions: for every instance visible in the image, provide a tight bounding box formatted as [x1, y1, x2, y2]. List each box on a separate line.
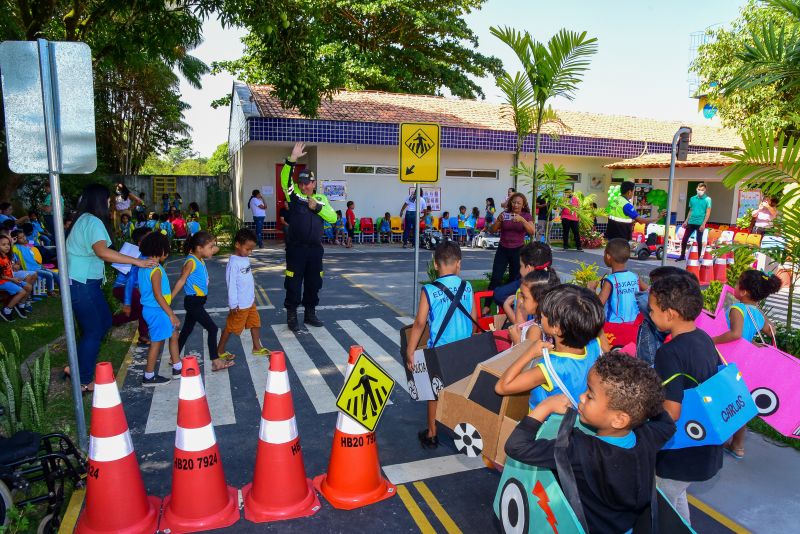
[399, 122, 440, 183]
[336, 352, 395, 432]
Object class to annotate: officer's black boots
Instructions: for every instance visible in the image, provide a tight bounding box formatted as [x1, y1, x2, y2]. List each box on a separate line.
[287, 307, 300, 332]
[304, 307, 324, 327]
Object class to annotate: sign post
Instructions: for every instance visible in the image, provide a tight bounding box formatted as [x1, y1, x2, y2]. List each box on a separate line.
[663, 126, 692, 266]
[399, 123, 440, 313]
[0, 40, 97, 449]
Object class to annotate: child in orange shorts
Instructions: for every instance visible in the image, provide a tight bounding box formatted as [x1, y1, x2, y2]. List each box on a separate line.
[217, 228, 270, 358]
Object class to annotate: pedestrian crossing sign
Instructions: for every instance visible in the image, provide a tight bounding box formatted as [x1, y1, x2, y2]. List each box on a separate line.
[336, 352, 395, 432]
[399, 122, 440, 183]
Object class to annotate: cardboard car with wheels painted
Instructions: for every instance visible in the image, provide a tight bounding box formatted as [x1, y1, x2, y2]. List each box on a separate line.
[696, 285, 800, 440]
[436, 340, 535, 467]
[494, 413, 695, 534]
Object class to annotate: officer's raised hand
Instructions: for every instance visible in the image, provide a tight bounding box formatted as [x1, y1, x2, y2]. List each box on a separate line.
[290, 142, 307, 162]
[308, 196, 318, 211]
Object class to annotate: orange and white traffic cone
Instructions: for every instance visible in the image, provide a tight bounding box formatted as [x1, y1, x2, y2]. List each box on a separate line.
[243, 351, 320, 522]
[313, 346, 395, 510]
[699, 244, 714, 285]
[76, 362, 160, 534]
[713, 250, 728, 282]
[160, 356, 239, 533]
[686, 242, 700, 280]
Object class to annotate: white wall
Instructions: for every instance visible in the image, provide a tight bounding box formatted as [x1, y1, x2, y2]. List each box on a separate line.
[234, 141, 634, 222]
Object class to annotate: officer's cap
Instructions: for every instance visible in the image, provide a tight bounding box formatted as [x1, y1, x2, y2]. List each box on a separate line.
[297, 169, 316, 183]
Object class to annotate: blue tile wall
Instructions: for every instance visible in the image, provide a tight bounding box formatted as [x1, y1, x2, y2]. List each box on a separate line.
[247, 117, 729, 159]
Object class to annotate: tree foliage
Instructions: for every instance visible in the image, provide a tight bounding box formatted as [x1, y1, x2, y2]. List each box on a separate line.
[212, 0, 504, 116]
[207, 142, 231, 175]
[691, 0, 799, 134]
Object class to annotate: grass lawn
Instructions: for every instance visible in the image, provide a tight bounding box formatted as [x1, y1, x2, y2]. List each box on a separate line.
[0, 297, 66, 356]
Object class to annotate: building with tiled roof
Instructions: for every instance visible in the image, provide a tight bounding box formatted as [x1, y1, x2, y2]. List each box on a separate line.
[228, 82, 748, 229]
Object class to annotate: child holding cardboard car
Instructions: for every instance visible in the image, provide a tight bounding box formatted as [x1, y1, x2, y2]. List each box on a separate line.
[406, 240, 478, 449]
[496, 285, 606, 412]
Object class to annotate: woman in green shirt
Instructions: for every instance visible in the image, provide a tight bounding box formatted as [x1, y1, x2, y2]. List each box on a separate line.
[66, 184, 156, 391]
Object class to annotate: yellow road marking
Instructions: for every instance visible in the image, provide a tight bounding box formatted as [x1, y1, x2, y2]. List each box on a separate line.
[413, 481, 462, 534]
[58, 488, 85, 534]
[688, 495, 751, 534]
[258, 286, 272, 306]
[255, 287, 264, 306]
[397, 484, 436, 533]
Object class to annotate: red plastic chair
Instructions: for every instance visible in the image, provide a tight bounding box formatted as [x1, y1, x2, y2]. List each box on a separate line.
[473, 290, 496, 331]
[360, 217, 375, 243]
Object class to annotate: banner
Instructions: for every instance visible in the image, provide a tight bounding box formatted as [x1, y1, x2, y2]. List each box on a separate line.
[737, 189, 762, 219]
[321, 180, 347, 201]
[407, 186, 442, 211]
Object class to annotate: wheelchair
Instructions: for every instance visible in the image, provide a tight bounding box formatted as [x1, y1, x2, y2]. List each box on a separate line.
[0, 407, 87, 533]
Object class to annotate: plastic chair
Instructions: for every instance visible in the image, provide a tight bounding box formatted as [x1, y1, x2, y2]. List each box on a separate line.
[706, 228, 722, 245]
[746, 233, 762, 247]
[360, 217, 375, 243]
[432, 216, 440, 230]
[353, 218, 362, 243]
[733, 232, 749, 245]
[718, 225, 729, 231]
[719, 230, 734, 244]
[390, 216, 403, 242]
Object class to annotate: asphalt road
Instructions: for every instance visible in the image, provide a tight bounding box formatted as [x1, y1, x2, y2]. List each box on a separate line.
[108, 243, 766, 533]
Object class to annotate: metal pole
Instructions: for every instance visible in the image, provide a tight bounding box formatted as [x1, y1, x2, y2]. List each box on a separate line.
[413, 184, 421, 312]
[37, 39, 88, 449]
[663, 127, 690, 266]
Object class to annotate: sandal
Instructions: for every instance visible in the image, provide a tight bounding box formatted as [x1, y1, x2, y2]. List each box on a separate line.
[218, 351, 236, 361]
[80, 384, 94, 396]
[252, 348, 270, 357]
[418, 429, 439, 449]
[723, 445, 744, 459]
[212, 359, 235, 372]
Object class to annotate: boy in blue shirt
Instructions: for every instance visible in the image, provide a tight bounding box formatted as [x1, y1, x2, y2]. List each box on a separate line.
[406, 240, 476, 448]
[496, 285, 605, 412]
[598, 238, 645, 323]
[27, 211, 52, 246]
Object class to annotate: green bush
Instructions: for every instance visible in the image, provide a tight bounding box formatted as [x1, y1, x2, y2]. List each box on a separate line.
[702, 280, 723, 313]
[212, 214, 243, 251]
[774, 324, 800, 358]
[571, 261, 600, 287]
[0, 331, 51, 435]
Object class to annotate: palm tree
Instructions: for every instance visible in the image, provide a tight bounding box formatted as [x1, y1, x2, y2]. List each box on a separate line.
[496, 72, 534, 190]
[513, 162, 572, 242]
[490, 26, 598, 200]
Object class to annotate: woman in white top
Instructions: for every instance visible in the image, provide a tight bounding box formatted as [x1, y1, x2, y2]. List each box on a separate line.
[248, 189, 267, 248]
[113, 183, 142, 232]
[751, 196, 779, 235]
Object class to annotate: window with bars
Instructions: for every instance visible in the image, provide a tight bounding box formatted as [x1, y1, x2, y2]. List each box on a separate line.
[445, 169, 499, 179]
[343, 164, 399, 175]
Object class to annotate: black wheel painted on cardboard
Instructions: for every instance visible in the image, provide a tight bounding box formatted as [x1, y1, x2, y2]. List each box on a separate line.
[407, 380, 418, 400]
[636, 248, 650, 261]
[499, 478, 529, 534]
[751, 387, 779, 416]
[454, 422, 483, 457]
[685, 420, 706, 441]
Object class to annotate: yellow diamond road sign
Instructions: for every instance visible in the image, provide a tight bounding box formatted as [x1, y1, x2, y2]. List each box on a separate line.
[336, 353, 395, 432]
[399, 122, 440, 183]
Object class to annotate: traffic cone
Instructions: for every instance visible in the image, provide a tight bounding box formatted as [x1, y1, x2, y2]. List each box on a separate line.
[243, 351, 320, 522]
[160, 356, 239, 533]
[313, 346, 395, 510]
[686, 242, 700, 280]
[713, 249, 728, 282]
[699, 243, 714, 285]
[76, 362, 160, 534]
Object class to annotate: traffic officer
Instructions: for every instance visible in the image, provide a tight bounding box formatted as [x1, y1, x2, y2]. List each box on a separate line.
[605, 181, 665, 241]
[281, 142, 337, 332]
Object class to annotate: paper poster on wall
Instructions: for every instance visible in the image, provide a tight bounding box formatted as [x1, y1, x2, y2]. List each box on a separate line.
[737, 189, 762, 219]
[408, 186, 442, 211]
[260, 185, 274, 197]
[322, 180, 347, 201]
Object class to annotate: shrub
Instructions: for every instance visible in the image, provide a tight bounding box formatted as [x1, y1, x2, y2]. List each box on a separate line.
[580, 229, 606, 249]
[702, 280, 723, 313]
[571, 261, 600, 287]
[774, 324, 800, 358]
[0, 331, 51, 434]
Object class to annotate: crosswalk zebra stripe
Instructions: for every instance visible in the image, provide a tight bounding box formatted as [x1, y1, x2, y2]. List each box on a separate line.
[396, 316, 413, 326]
[202, 330, 235, 427]
[242, 327, 269, 409]
[337, 320, 410, 394]
[367, 318, 401, 347]
[305, 325, 349, 375]
[271, 324, 339, 414]
[144, 343, 180, 434]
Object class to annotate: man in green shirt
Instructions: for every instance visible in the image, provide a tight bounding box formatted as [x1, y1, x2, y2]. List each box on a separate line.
[678, 182, 712, 260]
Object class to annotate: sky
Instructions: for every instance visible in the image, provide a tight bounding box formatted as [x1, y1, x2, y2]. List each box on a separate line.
[179, 0, 748, 157]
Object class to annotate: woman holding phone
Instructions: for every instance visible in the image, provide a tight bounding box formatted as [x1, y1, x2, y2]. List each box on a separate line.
[488, 192, 535, 292]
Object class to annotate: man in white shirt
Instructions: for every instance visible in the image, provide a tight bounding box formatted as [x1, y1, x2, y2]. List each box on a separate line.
[399, 191, 427, 249]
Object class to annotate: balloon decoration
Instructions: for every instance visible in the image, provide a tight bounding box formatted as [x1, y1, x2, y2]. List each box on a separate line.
[605, 184, 621, 215]
[647, 189, 668, 224]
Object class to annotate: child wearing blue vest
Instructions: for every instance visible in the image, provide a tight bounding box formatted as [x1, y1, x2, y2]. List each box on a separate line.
[119, 213, 135, 241]
[11, 230, 57, 295]
[496, 284, 605, 413]
[598, 238, 645, 323]
[156, 213, 173, 239]
[138, 232, 182, 386]
[712, 269, 782, 459]
[28, 211, 52, 246]
[111, 227, 151, 345]
[173, 231, 234, 372]
[506, 268, 561, 345]
[379, 212, 391, 243]
[440, 211, 450, 238]
[457, 205, 467, 244]
[406, 241, 476, 448]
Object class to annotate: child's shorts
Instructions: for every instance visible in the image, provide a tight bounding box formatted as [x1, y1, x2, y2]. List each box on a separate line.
[0, 280, 24, 295]
[459, 228, 467, 236]
[142, 305, 175, 342]
[226, 304, 261, 334]
[13, 271, 35, 280]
